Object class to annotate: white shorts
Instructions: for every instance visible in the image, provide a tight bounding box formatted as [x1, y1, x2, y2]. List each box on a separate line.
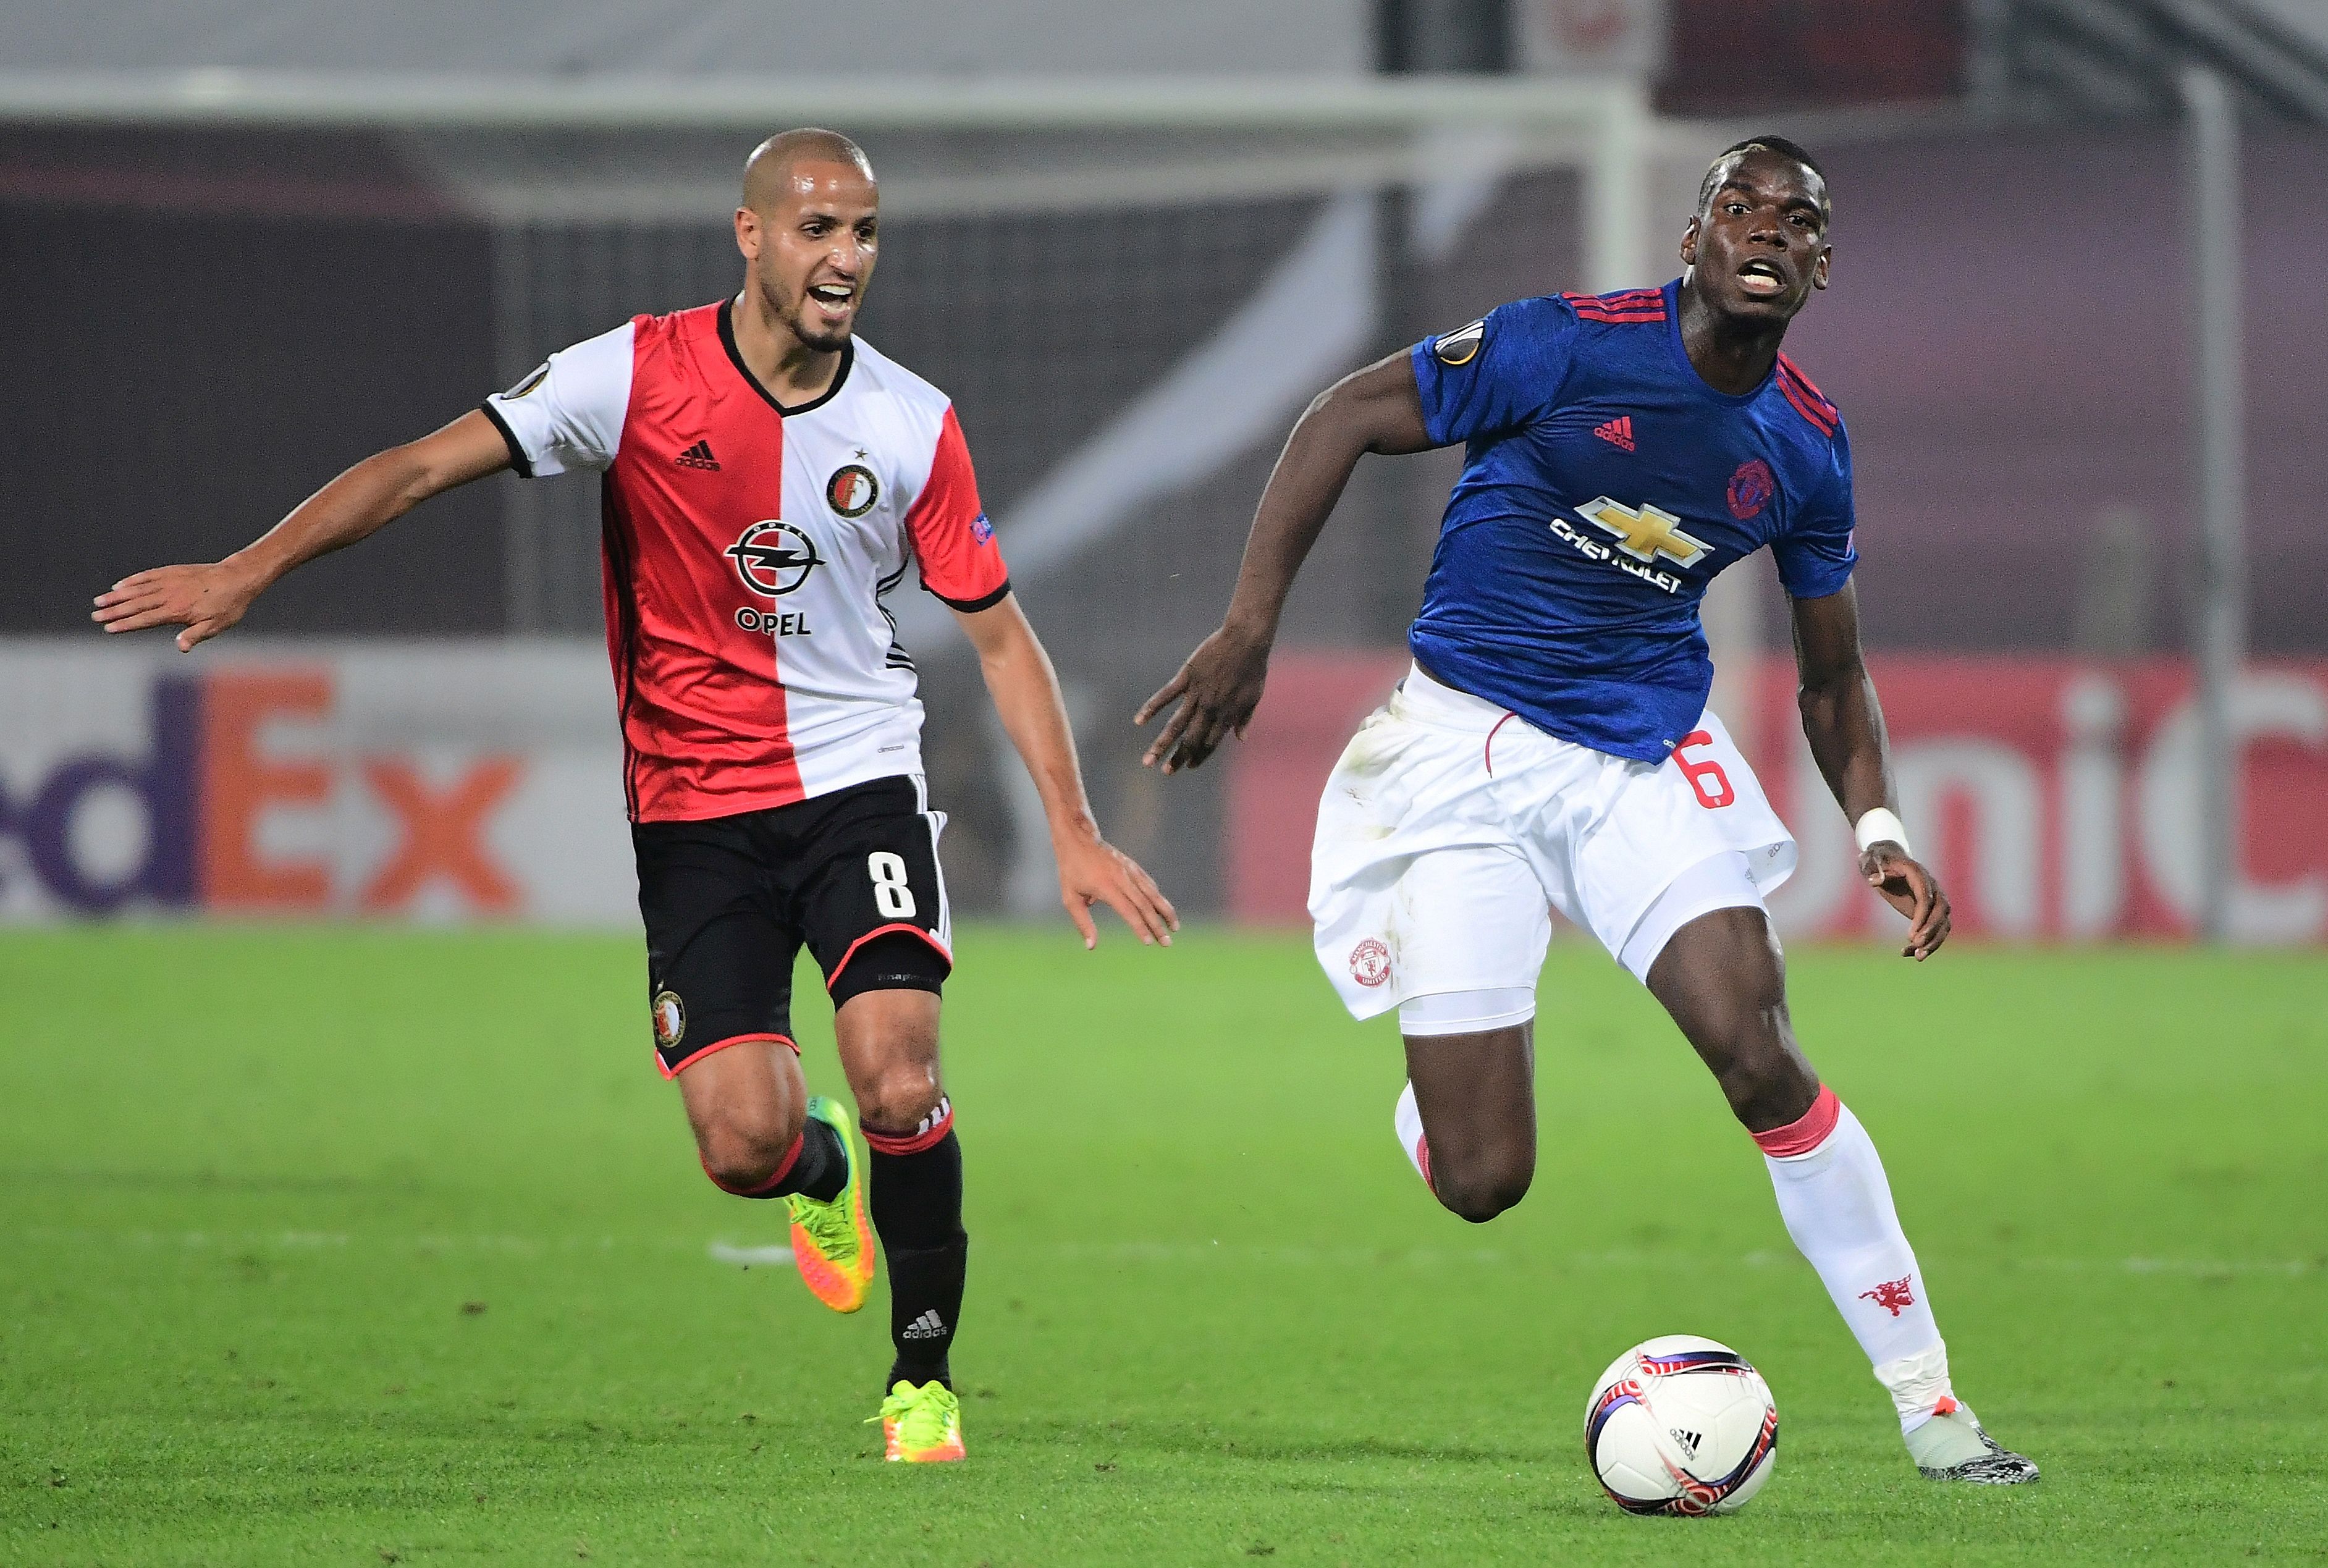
[1309, 663, 1799, 1024]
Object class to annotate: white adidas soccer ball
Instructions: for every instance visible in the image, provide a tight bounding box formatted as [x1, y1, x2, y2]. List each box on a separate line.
[1584, 1334, 1779, 1515]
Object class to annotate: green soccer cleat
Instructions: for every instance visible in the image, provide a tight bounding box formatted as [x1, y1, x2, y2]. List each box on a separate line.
[785, 1095, 873, 1313]
[873, 1380, 966, 1462]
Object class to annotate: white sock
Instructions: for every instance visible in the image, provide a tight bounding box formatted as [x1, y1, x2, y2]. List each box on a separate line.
[1756, 1087, 1954, 1433]
[1393, 1081, 1432, 1191]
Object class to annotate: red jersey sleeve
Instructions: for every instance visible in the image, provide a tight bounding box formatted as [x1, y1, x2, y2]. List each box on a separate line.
[906, 407, 1010, 612]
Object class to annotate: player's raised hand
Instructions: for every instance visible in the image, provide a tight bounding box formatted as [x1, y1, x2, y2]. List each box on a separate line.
[1053, 829, 1178, 950]
[1135, 625, 1271, 775]
[1863, 843, 1950, 960]
[91, 560, 266, 652]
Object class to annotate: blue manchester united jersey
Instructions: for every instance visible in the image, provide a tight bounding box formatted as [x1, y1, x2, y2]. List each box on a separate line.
[1407, 277, 1855, 762]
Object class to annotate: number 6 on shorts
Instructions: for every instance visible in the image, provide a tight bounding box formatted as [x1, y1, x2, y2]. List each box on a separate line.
[868, 851, 917, 918]
[1675, 730, 1736, 809]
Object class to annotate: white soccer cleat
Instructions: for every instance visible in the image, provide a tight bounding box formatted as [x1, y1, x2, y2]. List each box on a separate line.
[1905, 1397, 2039, 1484]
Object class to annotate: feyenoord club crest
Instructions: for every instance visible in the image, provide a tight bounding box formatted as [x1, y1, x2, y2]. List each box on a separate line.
[1349, 938, 1392, 988]
[826, 463, 880, 518]
[651, 990, 686, 1051]
[725, 520, 824, 596]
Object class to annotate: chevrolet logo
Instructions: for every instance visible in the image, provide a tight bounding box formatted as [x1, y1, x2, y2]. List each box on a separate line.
[1578, 496, 1708, 568]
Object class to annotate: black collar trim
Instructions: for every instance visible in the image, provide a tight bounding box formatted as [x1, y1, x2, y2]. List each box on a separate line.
[719, 296, 853, 417]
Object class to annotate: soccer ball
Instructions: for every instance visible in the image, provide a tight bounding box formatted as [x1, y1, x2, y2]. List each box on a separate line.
[1584, 1334, 1779, 1515]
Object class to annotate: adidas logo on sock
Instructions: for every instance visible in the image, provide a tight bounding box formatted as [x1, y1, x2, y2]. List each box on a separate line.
[901, 1309, 947, 1340]
[675, 439, 721, 471]
[1593, 415, 1636, 452]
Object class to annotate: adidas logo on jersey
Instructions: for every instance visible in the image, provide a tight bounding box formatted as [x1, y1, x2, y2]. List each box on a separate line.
[1594, 416, 1636, 452]
[901, 1309, 948, 1341]
[675, 439, 722, 471]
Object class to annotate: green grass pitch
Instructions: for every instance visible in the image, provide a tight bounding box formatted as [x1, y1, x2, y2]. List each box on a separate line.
[2, 927, 2324, 1565]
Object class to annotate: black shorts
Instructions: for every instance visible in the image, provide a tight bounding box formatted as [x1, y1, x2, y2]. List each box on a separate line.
[633, 775, 953, 1077]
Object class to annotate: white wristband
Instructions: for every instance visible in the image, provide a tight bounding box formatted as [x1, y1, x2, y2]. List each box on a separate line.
[1854, 807, 1912, 858]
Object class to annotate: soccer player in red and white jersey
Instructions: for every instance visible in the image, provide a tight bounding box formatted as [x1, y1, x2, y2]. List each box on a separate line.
[94, 128, 1176, 1462]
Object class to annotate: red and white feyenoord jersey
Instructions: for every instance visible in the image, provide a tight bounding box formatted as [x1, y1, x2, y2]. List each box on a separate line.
[483, 300, 1009, 822]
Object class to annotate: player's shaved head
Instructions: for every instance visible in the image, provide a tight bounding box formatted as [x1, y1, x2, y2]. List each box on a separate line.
[743, 128, 875, 212]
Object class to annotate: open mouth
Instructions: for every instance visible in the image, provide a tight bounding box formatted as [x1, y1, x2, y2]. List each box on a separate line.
[807, 282, 855, 314]
[1736, 259, 1787, 298]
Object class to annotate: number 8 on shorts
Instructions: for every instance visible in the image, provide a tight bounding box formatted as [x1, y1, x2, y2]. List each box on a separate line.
[869, 851, 917, 918]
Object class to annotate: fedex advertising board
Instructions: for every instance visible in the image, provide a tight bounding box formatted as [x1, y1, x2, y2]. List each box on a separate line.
[12, 642, 2322, 939]
[1228, 652, 2328, 944]
[0, 642, 634, 924]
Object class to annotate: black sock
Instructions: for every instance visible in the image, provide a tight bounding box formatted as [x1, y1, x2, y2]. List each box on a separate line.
[867, 1125, 967, 1391]
[722, 1116, 846, 1203]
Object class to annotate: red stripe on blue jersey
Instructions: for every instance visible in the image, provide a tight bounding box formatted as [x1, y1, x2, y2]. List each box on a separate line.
[1777, 352, 1835, 412]
[1564, 287, 1676, 316]
[1776, 354, 1839, 436]
[1564, 288, 1669, 323]
[1776, 376, 1836, 436]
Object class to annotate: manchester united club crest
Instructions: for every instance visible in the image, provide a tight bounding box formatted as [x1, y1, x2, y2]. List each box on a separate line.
[651, 989, 686, 1052]
[1349, 938, 1392, 988]
[826, 463, 880, 518]
[1727, 458, 1776, 520]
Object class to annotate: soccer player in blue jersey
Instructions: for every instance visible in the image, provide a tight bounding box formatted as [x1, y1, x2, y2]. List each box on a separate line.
[1137, 138, 2036, 1485]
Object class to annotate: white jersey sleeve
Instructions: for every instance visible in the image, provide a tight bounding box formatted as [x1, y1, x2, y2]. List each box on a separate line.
[481, 320, 636, 478]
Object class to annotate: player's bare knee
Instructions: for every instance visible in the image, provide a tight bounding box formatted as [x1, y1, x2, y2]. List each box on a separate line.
[1434, 1153, 1533, 1223]
[695, 1099, 805, 1191]
[1438, 1174, 1530, 1223]
[1710, 1032, 1816, 1132]
[854, 1060, 944, 1137]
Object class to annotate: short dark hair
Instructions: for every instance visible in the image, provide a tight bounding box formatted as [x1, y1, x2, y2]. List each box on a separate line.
[1697, 135, 1829, 219]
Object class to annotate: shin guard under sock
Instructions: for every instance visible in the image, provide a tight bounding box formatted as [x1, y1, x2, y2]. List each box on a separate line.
[866, 1106, 966, 1389]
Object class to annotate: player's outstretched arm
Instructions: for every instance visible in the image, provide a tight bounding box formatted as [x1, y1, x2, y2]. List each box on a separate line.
[1791, 584, 1951, 959]
[91, 411, 513, 651]
[953, 592, 1179, 950]
[1135, 352, 1435, 775]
